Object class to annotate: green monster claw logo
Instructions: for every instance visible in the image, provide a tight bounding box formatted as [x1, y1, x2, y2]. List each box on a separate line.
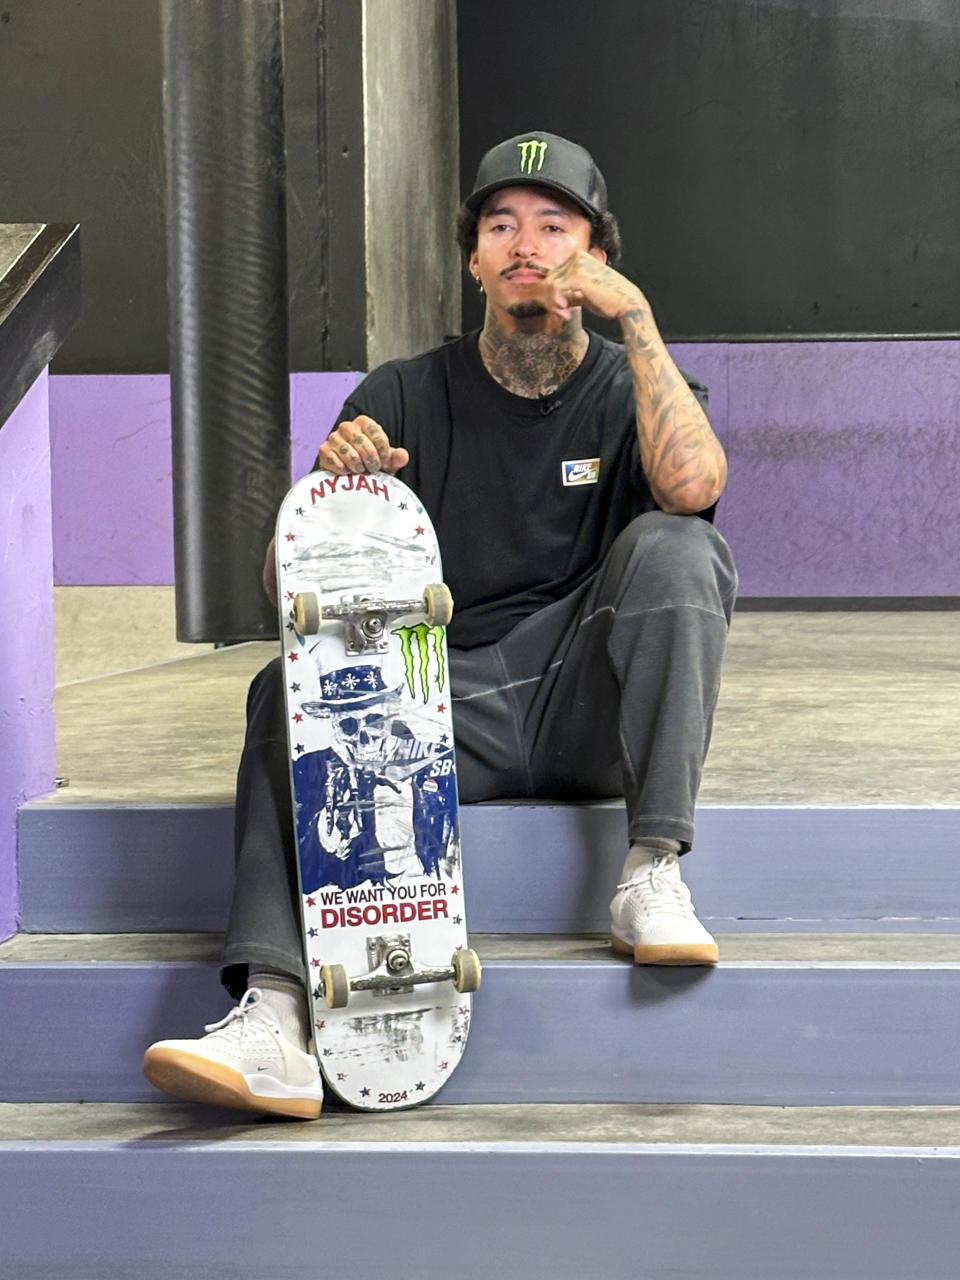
[393, 624, 447, 702]
[517, 138, 547, 174]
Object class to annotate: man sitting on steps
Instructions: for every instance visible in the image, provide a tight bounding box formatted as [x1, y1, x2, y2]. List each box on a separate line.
[143, 130, 738, 1119]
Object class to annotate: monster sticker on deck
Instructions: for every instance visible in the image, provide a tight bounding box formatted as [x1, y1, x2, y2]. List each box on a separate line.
[393, 624, 446, 702]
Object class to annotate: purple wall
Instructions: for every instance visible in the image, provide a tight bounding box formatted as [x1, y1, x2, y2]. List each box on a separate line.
[50, 372, 358, 586]
[47, 342, 960, 595]
[0, 370, 55, 941]
[672, 340, 960, 597]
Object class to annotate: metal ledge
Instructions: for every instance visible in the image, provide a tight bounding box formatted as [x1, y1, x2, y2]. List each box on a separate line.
[0, 222, 81, 429]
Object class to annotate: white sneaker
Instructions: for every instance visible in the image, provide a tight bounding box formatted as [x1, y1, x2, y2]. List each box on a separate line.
[142, 988, 324, 1119]
[610, 851, 719, 966]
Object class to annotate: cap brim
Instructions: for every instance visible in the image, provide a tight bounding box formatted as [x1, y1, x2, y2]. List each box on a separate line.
[466, 178, 599, 220]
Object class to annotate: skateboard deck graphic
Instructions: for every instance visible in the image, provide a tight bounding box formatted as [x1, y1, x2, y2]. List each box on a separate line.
[276, 469, 479, 1111]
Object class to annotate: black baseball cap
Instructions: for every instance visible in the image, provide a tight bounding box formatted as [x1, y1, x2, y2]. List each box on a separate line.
[465, 131, 608, 220]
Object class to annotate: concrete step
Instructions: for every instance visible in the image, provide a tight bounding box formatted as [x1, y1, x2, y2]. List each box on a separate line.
[2, 1101, 960, 1279]
[17, 798, 960, 933]
[4, 932, 960, 1106]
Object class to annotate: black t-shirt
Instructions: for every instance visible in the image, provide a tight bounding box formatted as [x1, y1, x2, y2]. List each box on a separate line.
[330, 330, 710, 649]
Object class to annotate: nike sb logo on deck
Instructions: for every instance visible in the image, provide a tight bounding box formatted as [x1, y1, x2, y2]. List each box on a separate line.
[562, 458, 601, 487]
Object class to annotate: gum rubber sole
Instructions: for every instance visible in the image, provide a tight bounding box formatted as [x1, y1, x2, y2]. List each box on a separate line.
[142, 1048, 323, 1120]
[611, 932, 719, 967]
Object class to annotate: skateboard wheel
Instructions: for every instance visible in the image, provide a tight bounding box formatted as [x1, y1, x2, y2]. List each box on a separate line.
[452, 948, 482, 993]
[293, 592, 321, 635]
[423, 583, 454, 627]
[320, 963, 350, 1008]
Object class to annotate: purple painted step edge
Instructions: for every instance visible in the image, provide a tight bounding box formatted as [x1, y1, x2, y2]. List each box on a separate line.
[3, 1147, 959, 1280]
[3, 959, 960, 1106]
[15, 802, 960, 933]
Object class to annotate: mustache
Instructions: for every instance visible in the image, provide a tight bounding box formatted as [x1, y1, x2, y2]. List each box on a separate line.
[500, 261, 547, 279]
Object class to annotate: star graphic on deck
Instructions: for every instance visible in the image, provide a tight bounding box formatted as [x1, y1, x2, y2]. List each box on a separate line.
[337, 1073, 347, 1082]
[452, 1034, 463, 1044]
[285, 532, 295, 542]
[459, 1007, 469, 1017]
[286, 622, 295, 633]
[282, 562, 291, 570]
[313, 984, 323, 999]
[440, 733, 449, 744]
[295, 743, 305, 754]
[437, 703, 446, 713]
[295, 507, 304, 516]
[288, 651, 299, 662]
[293, 712, 303, 723]
[306, 896, 316, 907]
[399, 502, 408, 511]
[323, 1049, 333, 1058]
[285, 591, 294, 601]
[415, 1081, 425, 1092]
[308, 927, 317, 938]
[315, 1020, 325, 1030]
[453, 915, 462, 925]
[439, 1062, 448, 1071]
[414, 526, 425, 536]
[360, 1087, 370, 1097]
[311, 958, 320, 968]
[291, 682, 301, 692]
[450, 884, 460, 895]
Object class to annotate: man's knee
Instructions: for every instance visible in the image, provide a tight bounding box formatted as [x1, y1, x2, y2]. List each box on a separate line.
[613, 511, 737, 615]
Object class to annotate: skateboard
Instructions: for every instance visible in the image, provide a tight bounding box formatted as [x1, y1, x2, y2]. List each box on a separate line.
[275, 467, 481, 1111]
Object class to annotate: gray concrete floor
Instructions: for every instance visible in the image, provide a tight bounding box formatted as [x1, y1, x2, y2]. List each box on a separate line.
[2, 1101, 959, 1147]
[47, 610, 960, 806]
[5, 931, 960, 963]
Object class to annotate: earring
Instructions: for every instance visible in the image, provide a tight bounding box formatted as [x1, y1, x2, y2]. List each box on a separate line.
[475, 275, 484, 294]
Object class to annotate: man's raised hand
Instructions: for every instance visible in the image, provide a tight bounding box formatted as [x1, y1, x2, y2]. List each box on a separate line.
[540, 251, 648, 325]
[316, 414, 409, 475]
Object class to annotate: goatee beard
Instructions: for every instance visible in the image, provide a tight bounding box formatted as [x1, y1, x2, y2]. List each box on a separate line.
[506, 301, 548, 319]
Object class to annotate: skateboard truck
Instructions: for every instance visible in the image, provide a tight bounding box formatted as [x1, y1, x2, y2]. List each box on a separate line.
[319, 934, 482, 1009]
[293, 585, 453, 656]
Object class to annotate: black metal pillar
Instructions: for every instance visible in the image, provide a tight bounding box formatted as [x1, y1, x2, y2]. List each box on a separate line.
[162, 0, 291, 642]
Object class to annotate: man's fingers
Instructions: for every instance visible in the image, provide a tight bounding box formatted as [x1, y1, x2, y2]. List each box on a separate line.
[317, 417, 400, 474]
[355, 416, 393, 465]
[317, 435, 363, 474]
[382, 446, 409, 474]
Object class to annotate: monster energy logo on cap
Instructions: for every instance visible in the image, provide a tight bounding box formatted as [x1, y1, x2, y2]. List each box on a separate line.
[466, 130, 609, 219]
[517, 138, 547, 174]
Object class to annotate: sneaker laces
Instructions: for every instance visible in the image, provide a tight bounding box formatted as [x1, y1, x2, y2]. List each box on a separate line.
[616, 854, 695, 917]
[202, 987, 267, 1041]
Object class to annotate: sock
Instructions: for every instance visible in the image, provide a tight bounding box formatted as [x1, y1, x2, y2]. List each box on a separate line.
[248, 969, 311, 1051]
[621, 837, 682, 882]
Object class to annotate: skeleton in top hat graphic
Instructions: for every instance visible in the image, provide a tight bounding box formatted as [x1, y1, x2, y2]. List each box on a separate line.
[294, 665, 458, 893]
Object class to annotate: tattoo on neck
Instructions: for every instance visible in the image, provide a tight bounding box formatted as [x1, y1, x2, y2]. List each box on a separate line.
[478, 314, 589, 399]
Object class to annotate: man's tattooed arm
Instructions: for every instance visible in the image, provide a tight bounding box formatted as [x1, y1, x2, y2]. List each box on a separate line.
[538, 252, 727, 513]
[620, 303, 727, 515]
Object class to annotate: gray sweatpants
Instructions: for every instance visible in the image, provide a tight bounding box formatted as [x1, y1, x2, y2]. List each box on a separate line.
[221, 511, 737, 996]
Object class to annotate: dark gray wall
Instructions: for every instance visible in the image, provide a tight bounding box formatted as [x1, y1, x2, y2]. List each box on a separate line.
[5, 0, 956, 370]
[0, 0, 333, 373]
[458, 0, 960, 339]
